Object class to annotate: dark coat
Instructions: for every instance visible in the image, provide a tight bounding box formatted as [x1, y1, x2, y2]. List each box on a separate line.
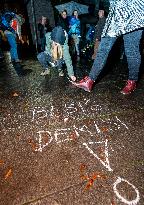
[57, 15, 69, 33]
[0, 12, 16, 33]
[94, 16, 106, 41]
[38, 23, 52, 38]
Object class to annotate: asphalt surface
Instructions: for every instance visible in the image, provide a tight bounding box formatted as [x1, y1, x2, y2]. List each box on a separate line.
[0, 52, 144, 205]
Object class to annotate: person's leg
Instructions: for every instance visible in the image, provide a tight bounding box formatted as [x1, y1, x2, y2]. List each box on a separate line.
[37, 52, 51, 75]
[57, 59, 64, 77]
[74, 35, 80, 56]
[92, 39, 100, 59]
[124, 29, 143, 81]
[121, 29, 143, 94]
[6, 33, 19, 62]
[89, 36, 117, 81]
[41, 37, 46, 51]
[72, 36, 117, 92]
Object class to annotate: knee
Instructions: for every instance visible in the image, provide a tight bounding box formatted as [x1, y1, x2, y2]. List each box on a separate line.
[37, 52, 44, 61]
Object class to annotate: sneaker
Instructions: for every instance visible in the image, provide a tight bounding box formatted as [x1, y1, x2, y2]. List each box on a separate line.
[59, 70, 64, 77]
[49, 61, 56, 67]
[40, 69, 50, 76]
[120, 80, 136, 95]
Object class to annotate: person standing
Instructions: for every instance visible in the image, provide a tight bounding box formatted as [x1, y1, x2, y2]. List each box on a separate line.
[68, 10, 81, 58]
[38, 16, 52, 51]
[1, 11, 21, 63]
[11, 13, 25, 61]
[92, 0, 109, 59]
[72, 0, 144, 95]
[57, 10, 69, 33]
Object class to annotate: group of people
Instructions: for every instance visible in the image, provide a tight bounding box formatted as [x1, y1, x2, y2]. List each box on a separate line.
[37, 0, 144, 95]
[72, 0, 144, 95]
[37, 9, 81, 81]
[38, 9, 81, 56]
[0, 0, 144, 95]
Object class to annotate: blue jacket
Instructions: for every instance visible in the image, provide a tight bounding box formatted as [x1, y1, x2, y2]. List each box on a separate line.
[68, 16, 80, 36]
[0, 12, 16, 34]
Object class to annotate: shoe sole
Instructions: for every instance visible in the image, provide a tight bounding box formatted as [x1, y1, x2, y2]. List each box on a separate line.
[72, 82, 91, 92]
[120, 89, 136, 95]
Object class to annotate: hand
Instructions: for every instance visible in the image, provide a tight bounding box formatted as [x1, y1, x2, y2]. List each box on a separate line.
[70, 76, 76, 81]
[19, 36, 24, 44]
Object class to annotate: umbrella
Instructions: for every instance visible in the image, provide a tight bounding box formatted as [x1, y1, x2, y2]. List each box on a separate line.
[55, 1, 89, 16]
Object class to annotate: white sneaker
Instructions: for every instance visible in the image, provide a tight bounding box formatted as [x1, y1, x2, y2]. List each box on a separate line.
[40, 69, 50, 76]
[59, 70, 64, 77]
[49, 62, 56, 67]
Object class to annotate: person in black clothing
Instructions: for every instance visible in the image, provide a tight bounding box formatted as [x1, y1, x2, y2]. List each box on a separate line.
[92, 0, 109, 59]
[56, 10, 69, 33]
[38, 16, 52, 51]
[0, 11, 23, 63]
[80, 0, 109, 45]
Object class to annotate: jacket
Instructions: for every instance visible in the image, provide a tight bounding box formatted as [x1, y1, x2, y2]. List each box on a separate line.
[44, 32, 74, 77]
[102, 0, 144, 37]
[0, 12, 16, 34]
[57, 15, 69, 33]
[68, 16, 80, 36]
[38, 23, 52, 38]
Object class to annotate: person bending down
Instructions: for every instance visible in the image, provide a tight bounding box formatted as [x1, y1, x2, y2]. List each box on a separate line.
[72, 0, 144, 95]
[37, 26, 76, 81]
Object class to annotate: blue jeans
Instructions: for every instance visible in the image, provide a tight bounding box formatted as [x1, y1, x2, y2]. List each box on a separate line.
[37, 52, 64, 70]
[71, 34, 80, 56]
[89, 29, 143, 81]
[5, 32, 19, 61]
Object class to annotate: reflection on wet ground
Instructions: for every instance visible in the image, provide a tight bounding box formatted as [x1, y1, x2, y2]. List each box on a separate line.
[0, 51, 144, 205]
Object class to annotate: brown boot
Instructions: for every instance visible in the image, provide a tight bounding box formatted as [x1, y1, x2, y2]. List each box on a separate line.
[72, 76, 94, 92]
[120, 80, 137, 95]
[92, 40, 100, 60]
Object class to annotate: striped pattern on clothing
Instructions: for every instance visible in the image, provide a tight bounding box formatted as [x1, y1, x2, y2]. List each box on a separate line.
[102, 0, 144, 37]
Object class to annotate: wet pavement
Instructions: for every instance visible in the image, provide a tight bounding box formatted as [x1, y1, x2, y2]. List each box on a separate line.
[0, 51, 144, 205]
